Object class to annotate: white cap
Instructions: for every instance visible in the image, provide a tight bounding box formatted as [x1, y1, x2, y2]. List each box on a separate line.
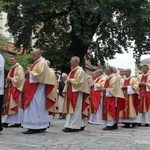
[62, 73, 67, 78]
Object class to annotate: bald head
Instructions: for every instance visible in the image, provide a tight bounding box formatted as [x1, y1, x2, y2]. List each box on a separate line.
[124, 68, 131, 77]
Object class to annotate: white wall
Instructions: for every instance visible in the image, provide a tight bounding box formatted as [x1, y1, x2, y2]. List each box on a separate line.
[0, 12, 14, 42]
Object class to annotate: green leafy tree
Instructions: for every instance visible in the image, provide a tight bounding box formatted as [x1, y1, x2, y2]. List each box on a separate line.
[0, 1, 7, 11]
[1, 0, 150, 72]
[0, 34, 9, 49]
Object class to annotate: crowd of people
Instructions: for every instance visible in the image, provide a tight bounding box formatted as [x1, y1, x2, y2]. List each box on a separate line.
[0, 49, 150, 134]
[88, 65, 150, 130]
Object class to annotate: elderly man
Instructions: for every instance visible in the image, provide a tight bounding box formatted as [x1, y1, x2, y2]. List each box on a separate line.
[3, 56, 24, 128]
[62, 56, 90, 132]
[99, 66, 125, 130]
[22, 49, 57, 134]
[120, 68, 139, 128]
[89, 69, 106, 125]
[137, 65, 150, 127]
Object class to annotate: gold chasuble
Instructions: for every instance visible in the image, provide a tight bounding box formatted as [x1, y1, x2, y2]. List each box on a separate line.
[22, 57, 57, 114]
[102, 74, 125, 121]
[137, 74, 150, 113]
[48, 68, 59, 114]
[63, 66, 90, 119]
[120, 77, 139, 118]
[5, 63, 24, 115]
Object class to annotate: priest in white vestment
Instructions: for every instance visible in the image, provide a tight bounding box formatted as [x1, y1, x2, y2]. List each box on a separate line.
[22, 49, 57, 134]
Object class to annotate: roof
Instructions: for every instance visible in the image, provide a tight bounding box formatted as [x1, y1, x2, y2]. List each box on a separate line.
[141, 58, 150, 63]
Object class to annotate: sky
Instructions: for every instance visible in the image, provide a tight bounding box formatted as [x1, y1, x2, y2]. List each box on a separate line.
[107, 49, 150, 76]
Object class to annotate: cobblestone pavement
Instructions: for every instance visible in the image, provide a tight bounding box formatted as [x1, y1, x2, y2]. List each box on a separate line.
[0, 118, 150, 150]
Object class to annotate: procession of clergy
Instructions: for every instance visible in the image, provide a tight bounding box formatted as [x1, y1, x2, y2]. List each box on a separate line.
[0, 49, 150, 134]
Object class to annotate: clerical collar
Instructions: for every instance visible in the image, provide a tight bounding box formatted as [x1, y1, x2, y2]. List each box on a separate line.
[96, 75, 103, 80]
[125, 76, 132, 80]
[34, 56, 42, 63]
[107, 73, 114, 79]
[142, 73, 149, 76]
[71, 66, 79, 71]
[12, 63, 19, 68]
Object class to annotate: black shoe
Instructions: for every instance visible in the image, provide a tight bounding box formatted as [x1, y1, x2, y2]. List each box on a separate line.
[112, 123, 118, 130]
[145, 124, 149, 127]
[122, 123, 131, 128]
[10, 124, 21, 127]
[79, 126, 85, 131]
[61, 116, 66, 119]
[2, 123, 8, 127]
[103, 126, 112, 130]
[137, 123, 141, 127]
[0, 126, 3, 132]
[61, 114, 66, 119]
[23, 129, 41, 134]
[132, 123, 137, 128]
[62, 128, 79, 132]
[62, 128, 69, 132]
[40, 128, 47, 132]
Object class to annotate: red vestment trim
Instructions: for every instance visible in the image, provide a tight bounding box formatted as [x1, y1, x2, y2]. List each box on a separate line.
[82, 92, 90, 119]
[90, 78, 101, 113]
[22, 62, 40, 109]
[139, 75, 150, 112]
[122, 79, 130, 118]
[102, 78, 116, 120]
[5, 67, 19, 114]
[45, 84, 55, 114]
[66, 69, 79, 113]
[22, 61, 55, 110]
[66, 68, 89, 119]
[22, 77, 39, 109]
[122, 79, 139, 118]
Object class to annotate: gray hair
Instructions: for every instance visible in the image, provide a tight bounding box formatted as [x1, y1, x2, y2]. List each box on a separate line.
[62, 73, 67, 78]
[107, 66, 114, 73]
[71, 56, 80, 64]
[32, 48, 42, 55]
[96, 69, 103, 74]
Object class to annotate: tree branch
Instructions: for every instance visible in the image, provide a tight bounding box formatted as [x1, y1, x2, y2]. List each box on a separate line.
[44, 10, 70, 21]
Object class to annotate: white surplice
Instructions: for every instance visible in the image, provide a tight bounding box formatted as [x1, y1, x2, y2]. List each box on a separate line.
[2, 108, 23, 124]
[22, 74, 49, 129]
[64, 92, 86, 129]
[89, 82, 105, 125]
